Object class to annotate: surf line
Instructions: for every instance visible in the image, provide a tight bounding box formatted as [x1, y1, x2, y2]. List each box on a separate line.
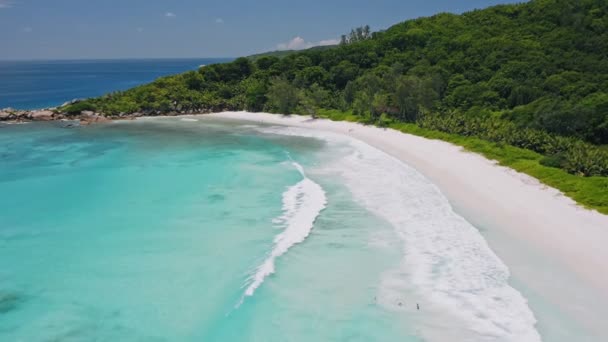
[240, 159, 327, 303]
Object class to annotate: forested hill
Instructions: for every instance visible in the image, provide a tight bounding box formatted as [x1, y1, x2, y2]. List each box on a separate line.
[64, 0, 608, 178]
[247, 45, 337, 61]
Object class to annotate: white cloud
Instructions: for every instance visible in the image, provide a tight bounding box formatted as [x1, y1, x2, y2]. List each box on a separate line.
[165, 12, 176, 18]
[0, 0, 14, 9]
[317, 38, 340, 46]
[215, 18, 224, 24]
[277, 36, 307, 50]
[276, 36, 339, 51]
[23, 27, 32, 33]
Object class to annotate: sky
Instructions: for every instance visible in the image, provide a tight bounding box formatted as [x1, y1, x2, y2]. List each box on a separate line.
[0, 0, 524, 60]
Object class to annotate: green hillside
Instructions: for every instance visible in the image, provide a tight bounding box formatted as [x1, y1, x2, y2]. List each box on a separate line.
[247, 45, 337, 61]
[62, 0, 608, 212]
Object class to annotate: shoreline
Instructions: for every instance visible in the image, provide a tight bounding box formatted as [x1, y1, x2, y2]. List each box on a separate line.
[6, 110, 607, 338]
[203, 111, 608, 340]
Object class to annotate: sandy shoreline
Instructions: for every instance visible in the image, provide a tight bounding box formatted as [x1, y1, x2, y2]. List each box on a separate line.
[202, 111, 608, 340]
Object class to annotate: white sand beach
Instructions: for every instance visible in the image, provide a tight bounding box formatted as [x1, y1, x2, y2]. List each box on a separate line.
[207, 111, 608, 340]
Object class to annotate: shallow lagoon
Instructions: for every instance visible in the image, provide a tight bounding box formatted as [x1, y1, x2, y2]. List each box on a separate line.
[0, 119, 425, 341]
[1, 116, 558, 341]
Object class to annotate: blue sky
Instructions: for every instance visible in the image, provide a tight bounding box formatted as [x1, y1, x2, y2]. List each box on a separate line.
[0, 0, 523, 60]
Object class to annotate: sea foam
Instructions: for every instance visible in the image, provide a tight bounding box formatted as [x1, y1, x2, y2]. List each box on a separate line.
[257, 125, 541, 342]
[243, 161, 327, 298]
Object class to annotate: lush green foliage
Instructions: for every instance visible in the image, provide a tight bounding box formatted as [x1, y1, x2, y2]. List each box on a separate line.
[63, 101, 97, 115]
[246, 45, 337, 61]
[70, 0, 608, 178]
[340, 25, 372, 45]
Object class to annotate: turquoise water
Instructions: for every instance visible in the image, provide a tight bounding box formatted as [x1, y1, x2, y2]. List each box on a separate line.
[0, 119, 420, 341]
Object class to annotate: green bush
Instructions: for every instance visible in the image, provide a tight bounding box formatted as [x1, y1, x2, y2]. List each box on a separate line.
[63, 101, 97, 115]
[540, 153, 567, 169]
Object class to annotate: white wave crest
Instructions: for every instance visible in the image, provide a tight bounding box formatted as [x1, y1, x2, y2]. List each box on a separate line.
[257, 125, 541, 342]
[243, 161, 327, 298]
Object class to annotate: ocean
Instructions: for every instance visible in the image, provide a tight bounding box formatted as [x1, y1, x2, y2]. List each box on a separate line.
[0, 58, 231, 110]
[0, 117, 542, 341]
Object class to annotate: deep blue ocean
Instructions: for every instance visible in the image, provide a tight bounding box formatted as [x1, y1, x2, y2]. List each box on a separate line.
[0, 58, 232, 110]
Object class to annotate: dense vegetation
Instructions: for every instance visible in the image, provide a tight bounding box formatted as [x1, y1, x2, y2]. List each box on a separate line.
[247, 45, 337, 61]
[65, 0, 608, 181]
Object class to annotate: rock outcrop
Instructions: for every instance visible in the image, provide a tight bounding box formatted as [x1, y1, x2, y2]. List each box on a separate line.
[79, 112, 111, 125]
[0, 107, 116, 125]
[29, 110, 55, 121]
[0, 108, 62, 121]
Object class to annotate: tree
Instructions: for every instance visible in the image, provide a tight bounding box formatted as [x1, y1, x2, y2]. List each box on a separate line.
[341, 25, 373, 44]
[343, 81, 357, 106]
[295, 66, 329, 88]
[394, 76, 419, 121]
[300, 83, 329, 118]
[266, 78, 300, 114]
[244, 78, 267, 111]
[340, 35, 348, 45]
[330, 61, 359, 88]
[182, 71, 205, 91]
[372, 93, 389, 118]
[348, 72, 381, 118]
[256, 56, 280, 70]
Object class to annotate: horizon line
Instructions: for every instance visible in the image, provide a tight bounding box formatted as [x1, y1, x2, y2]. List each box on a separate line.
[0, 56, 236, 63]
